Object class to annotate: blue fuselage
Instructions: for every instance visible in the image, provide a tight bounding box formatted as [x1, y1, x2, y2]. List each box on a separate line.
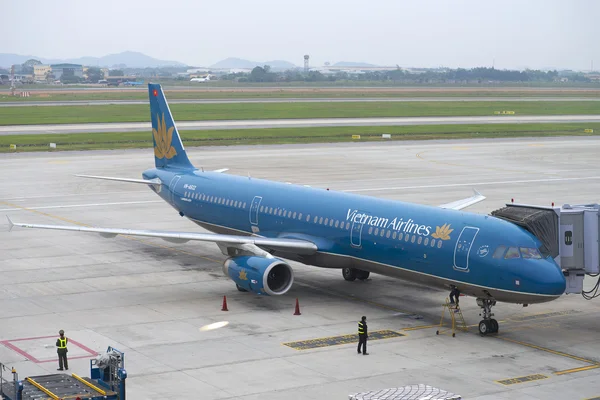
[143, 166, 566, 304]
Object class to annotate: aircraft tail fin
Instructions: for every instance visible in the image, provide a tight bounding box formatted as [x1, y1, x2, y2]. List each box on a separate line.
[148, 83, 194, 170]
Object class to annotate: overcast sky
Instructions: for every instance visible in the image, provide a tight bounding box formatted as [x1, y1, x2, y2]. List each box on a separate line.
[3, 0, 599, 70]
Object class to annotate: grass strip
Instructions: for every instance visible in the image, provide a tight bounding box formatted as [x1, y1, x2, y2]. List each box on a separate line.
[1, 123, 598, 153]
[1, 101, 599, 126]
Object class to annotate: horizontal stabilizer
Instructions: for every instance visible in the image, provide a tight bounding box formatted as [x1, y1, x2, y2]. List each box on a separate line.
[75, 174, 162, 186]
[438, 189, 486, 210]
[7, 219, 318, 255]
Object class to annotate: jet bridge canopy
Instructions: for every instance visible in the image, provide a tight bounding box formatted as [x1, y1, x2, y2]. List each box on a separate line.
[491, 205, 559, 258]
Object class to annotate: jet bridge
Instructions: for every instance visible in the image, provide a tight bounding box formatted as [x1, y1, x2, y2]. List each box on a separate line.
[491, 202, 600, 298]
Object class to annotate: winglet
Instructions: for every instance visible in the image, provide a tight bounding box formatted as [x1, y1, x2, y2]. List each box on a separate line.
[7, 215, 14, 232]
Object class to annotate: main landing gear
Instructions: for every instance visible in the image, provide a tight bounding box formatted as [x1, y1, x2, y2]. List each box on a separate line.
[342, 268, 370, 281]
[477, 298, 499, 335]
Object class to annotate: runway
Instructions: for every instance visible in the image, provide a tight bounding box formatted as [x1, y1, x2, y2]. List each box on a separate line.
[2, 114, 600, 135]
[1, 97, 599, 107]
[2, 137, 600, 399]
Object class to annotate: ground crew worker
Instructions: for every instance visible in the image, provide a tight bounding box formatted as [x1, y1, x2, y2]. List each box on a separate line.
[56, 330, 68, 371]
[357, 316, 369, 355]
[449, 286, 460, 307]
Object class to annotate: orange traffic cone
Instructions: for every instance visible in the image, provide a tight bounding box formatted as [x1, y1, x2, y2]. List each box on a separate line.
[294, 298, 301, 315]
[221, 295, 228, 311]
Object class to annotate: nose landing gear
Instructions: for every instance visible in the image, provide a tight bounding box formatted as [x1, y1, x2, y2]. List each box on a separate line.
[477, 298, 499, 335]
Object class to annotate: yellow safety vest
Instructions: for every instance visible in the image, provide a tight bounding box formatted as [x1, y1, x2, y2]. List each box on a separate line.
[58, 338, 67, 349]
[358, 322, 365, 334]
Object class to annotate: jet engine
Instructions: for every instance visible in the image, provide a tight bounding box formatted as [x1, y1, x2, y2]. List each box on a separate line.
[222, 256, 294, 295]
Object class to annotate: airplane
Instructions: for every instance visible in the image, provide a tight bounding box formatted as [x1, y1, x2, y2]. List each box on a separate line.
[6, 83, 567, 336]
[122, 80, 145, 86]
[190, 75, 211, 82]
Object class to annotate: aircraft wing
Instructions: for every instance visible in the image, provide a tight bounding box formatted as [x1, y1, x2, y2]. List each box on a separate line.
[438, 189, 486, 210]
[6, 216, 317, 256]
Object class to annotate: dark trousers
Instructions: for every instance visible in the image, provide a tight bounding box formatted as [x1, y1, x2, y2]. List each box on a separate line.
[357, 334, 367, 354]
[450, 289, 460, 306]
[58, 349, 68, 370]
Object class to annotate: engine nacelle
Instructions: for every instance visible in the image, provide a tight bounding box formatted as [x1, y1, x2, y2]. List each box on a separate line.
[222, 256, 294, 296]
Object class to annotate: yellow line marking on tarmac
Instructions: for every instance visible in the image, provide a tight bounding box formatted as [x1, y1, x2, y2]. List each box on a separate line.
[401, 324, 439, 331]
[554, 365, 600, 376]
[497, 336, 597, 365]
[495, 374, 548, 386]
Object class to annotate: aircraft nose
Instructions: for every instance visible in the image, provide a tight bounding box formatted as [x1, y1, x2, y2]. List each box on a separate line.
[544, 258, 566, 296]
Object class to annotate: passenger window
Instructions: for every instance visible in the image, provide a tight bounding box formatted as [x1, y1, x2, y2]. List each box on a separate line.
[299, 213, 303, 219]
[374, 228, 379, 235]
[430, 239, 435, 247]
[405, 234, 410, 242]
[505, 247, 520, 259]
[293, 212, 297, 218]
[335, 221, 340, 228]
[324, 218, 329, 225]
[398, 233, 403, 241]
[520, 247, 542, 259]
[411, 235, 415, 243]
[437, 241, 442, 248]
[386, 230, 391, 238]
[424, 237, 429, 246]
[346, 222, 350, 230]
[380, 229, 385, 237]
[259, 206, 264, 212]
[243, 202, 246, 208]
[417, 236, 422, 244]
[314, 216, 318, 223]
[492, 246, 506, 259]
[329, 219, 334, 227]
[319, 217, 323, 224]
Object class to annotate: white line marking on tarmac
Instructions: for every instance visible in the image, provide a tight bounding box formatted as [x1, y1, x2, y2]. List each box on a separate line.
[343, 176, 600, 193]
[0, 200, 163, 212]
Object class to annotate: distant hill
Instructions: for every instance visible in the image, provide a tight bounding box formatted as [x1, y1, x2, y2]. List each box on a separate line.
[333, 61, 379, 67]
[0, 51, 186, 68]
[210, 57, 297, 70]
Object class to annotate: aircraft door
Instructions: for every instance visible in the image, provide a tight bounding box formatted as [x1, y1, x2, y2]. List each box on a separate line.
[249, 196, 262, 225]
[350, 211, 368, 248]
[453, 226, 479, 271]
[169, 175, 182, 205]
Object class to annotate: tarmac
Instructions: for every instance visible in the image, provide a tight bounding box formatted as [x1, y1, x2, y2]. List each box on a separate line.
[1, 97, 599, 107]
[2, 115, 600, 135]
[1, 137, 600, 399]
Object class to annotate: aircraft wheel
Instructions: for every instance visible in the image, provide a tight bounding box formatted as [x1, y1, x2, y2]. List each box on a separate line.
[478, 320, 490, 336]
[356, 270, 370, 280]
[236, 284, 248, 292]
[343, 268, 357, 281]
[490, 319, 499, 333]
[436, 330, 439, 335]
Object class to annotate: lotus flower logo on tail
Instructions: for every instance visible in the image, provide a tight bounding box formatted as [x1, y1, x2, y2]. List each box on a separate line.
[153, 113, 177, 159]
[432, 223, 453, 240]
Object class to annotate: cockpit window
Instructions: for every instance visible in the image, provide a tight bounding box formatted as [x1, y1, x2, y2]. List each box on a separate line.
[504, 247, 521, 259]
[520, 247, 542, 259]
[492, 246, 507, 259]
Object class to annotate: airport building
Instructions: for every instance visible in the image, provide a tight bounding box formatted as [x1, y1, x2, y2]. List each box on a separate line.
[50, 63, 83, 80]
[33, 64, 51, 81]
